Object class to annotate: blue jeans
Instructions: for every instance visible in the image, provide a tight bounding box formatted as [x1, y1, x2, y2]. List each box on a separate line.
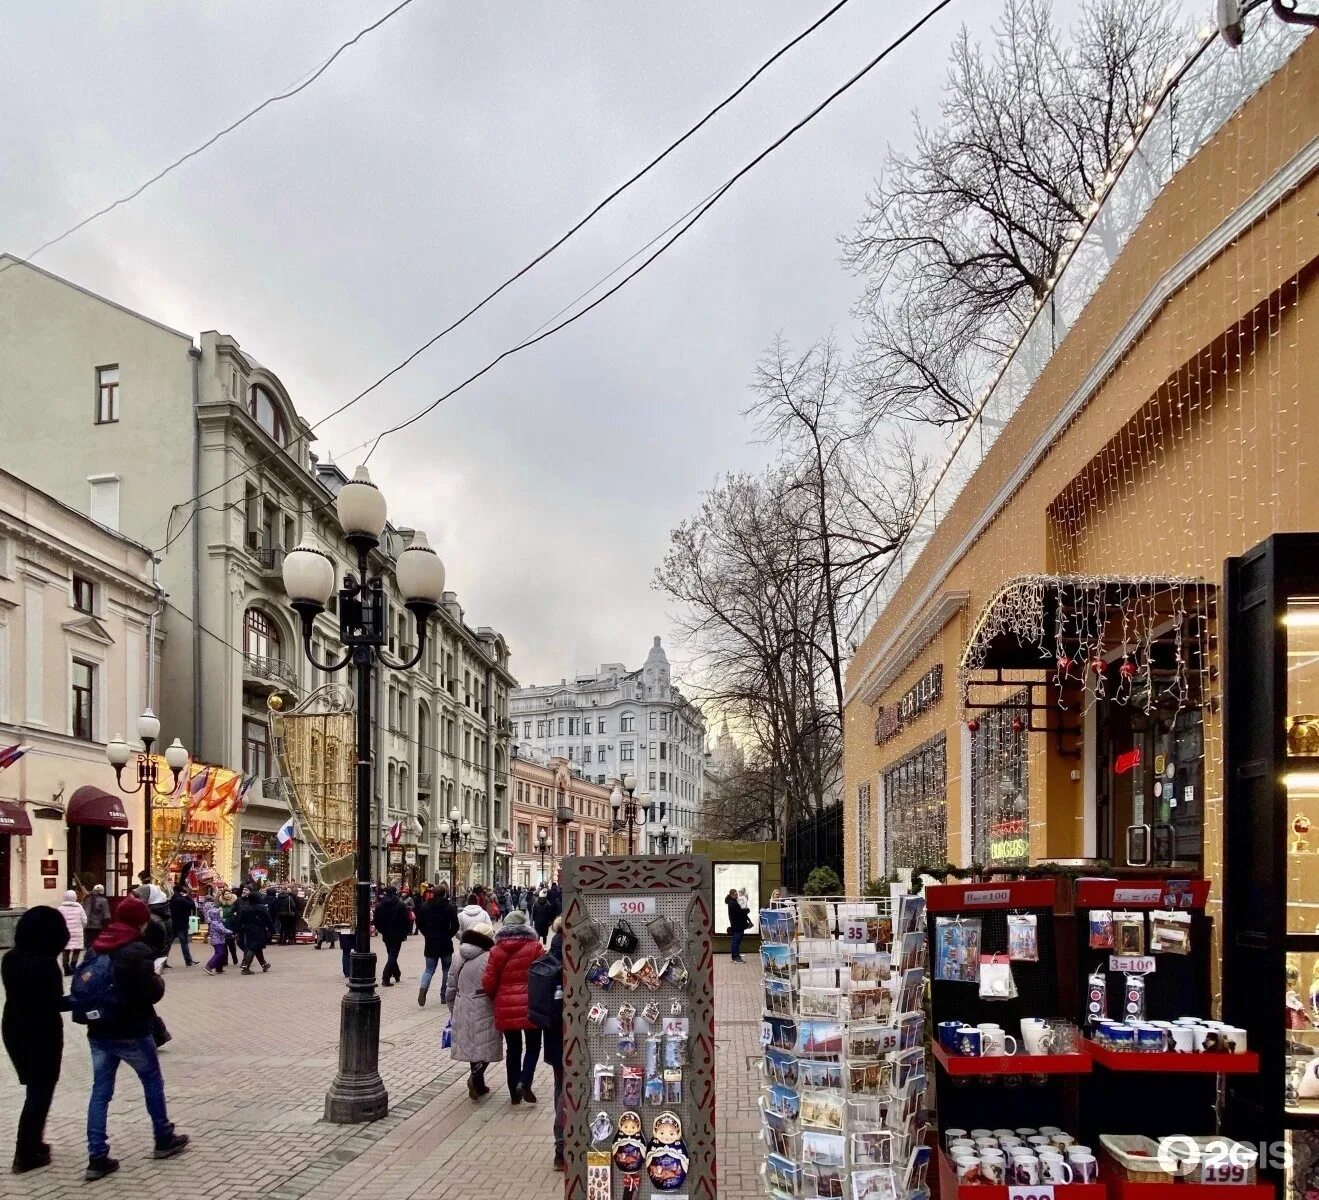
[168, 928, 193, 965]
[730, 927, 745, 959]
[88, 1037, 173, 1157]
[420, 953, 451, 997]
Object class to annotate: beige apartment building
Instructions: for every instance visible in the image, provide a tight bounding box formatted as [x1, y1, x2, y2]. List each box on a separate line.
[0, 259, 516, 887]
[509, 751, 616, 888]
[0, 468, 161, 925]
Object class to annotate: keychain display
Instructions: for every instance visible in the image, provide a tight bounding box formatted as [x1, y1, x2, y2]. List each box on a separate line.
[1007, 912, 1039, 961]
[663, 1067, 683, 1104]
[978, 953, 1017, 1000]
[591, 1111, 615, 1146]
[1086, 969, 1107, 1026]
[621, 1063, 644, 1107]
[1123, 972, 1148, 1021]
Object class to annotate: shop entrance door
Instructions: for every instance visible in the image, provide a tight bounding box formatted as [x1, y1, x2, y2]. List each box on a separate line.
[1097, 698, 1203, 868]
[67, 824, 109, 891]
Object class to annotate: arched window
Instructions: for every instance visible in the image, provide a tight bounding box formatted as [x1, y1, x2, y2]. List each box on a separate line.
[620, 711, 636, 732]
[247, 384, 288, 446]
[244, 608, 280, 659]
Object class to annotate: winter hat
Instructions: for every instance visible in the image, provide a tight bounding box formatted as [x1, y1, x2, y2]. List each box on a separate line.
[116, 896, 152, 928]
[63, 889, 78, 902]
[471, 921, 495, 938]
[503, 909, 528, 926]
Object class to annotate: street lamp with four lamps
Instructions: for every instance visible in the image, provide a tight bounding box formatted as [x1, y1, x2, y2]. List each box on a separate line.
[437, 805, 473, 891]
[106, 711, 189, 884]
[610, 773, 650, 854]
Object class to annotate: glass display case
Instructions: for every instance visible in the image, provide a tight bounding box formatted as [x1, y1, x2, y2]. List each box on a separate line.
[1224, 533, 1319, 1162]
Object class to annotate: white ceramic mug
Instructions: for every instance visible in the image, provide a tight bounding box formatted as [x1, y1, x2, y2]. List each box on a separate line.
[1051, 1133, 1076, 1153]
[1189, 1025, 1214, 1052]
[954, 1155, 982, 1184]
[949, 1141, 976, 1159]
[1013, 1156, 1042, 1185]
[1038, 1126, 1063, 1137]
[979, 1152, 1007, 1184]
[1071, 1153, 1098, 1183]
[1021, 1020, 1057, 1055]
[970, 1129, 993, 1140]
[1027, 1136, 1052, 1151]
[945, 1128, 968, 1147]
[1067, 1146, 1093, 1162]
[1015, 1127, 1038, 1138]
[1040, 1155, 1074, 1184]
[1220, 1025, 1248, 1053]
[1169, 1027, 1196, 1053]
[978, 1024, 1019, 1057]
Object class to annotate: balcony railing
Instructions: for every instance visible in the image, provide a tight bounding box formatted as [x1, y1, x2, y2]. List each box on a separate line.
[252, 545, 285, 575]
[244, 655, 297, 689]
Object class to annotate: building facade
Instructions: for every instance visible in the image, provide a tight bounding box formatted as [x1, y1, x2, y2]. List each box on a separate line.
[0, 468, 161, 917]
[508, 751, 615, 887]
[842, 26, 1317, 905]
[0, 263, 516, 888]
[510, 638, 706, 853]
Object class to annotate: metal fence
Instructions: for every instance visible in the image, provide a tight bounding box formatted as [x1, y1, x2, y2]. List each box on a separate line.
[782, 803, 844, 894]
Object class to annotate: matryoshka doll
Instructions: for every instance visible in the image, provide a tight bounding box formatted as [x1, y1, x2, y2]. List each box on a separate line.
[644, 1111, 690, 1191]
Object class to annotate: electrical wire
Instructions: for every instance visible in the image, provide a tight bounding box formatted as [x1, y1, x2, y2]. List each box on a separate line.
[148, 0, 865, 548]
[0, 0, 419, 274]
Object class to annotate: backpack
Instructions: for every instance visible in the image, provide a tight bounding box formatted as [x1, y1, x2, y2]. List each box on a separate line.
[69, 952, 120, 1025]
[527, 954, 563, 1029]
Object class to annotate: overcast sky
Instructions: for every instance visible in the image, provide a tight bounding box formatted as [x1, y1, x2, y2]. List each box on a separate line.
[2, 0, 1190, 692]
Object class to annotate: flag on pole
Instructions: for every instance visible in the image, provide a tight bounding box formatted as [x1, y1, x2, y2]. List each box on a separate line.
[389, 819, 404, 845]
[0, 744, 31, 770]
[277, 817, 296, 851]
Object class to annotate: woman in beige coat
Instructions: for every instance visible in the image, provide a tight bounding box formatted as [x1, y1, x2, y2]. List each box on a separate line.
[444, 922, 502, 1100]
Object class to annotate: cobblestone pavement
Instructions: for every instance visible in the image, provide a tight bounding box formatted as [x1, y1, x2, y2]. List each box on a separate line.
[0, 937, 765, 1199]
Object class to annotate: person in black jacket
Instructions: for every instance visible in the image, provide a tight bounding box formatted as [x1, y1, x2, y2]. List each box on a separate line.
[164, 887, 196, 968]
[531, 890, 553, 942]
[414, 884, 459, 1006]
[726, 888, 752, 963]
[2, 906, 70, 1174]
[81, 896, 189, 1181]
[372, 886, 409, 986]
[234, 890, 275, 974]
[545, 918, 566, 1172]
[274, 890, 298, 946]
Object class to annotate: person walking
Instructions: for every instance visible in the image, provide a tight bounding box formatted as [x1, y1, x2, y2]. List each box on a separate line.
[372, 886, 409, 986]
[726, 888, 752, 963]
[134, 872, 172, 941]
[166, 887, 196, 968]
[415, 883, 459, 1007]
[234, 888, 274, 974]
[481, 909, 544, 1105]
[82, 884, 110, 945]
[444, 920, 501, 1100]
[275, 890, 298, 946]
[458, 894, 490, 936]
[58, 889, 89, 976]
[220, 891, 240, 965]
[73, 896, 189, 1181]
[531, 889, 552, 943]
[532, 916, 567, 1171]
[2, 906, 70, 1174]
[200, 899, 231, 975]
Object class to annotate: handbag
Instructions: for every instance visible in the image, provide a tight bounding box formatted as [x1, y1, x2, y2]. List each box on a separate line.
[608, 919, 640, 955]
[441, 1018, 453, 1050]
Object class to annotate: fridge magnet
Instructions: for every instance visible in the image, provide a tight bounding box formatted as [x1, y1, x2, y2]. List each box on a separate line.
[586, 1149, 613, 1200]
[669, 998, 684, 1016]
[644, 1074, 665, 1107]
[663, 1032, 689, 1068]
[645, 1111, 690, 1191]
[1088, 908, 1115, 950]
[663, 1066, 683, 1104]
[1150, 909, 1192, 954]
[612, 1110, 646, 1172]
[593, 1062, 617, 1102]
[934, 916, 981, 983]
[1007, 912, 1039, 961]
[621, 1064, 644, 1107]
[590, 1111, 615, 1146]
[616, 1003, 637, 1034]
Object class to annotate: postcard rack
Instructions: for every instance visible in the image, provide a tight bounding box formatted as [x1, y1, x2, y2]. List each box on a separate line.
[758, 891, 933, 1200]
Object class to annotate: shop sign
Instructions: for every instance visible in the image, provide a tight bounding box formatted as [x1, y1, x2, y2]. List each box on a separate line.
[39, 858, 59, 877]
[874, 665, 942, 745]
[1114, 748, 1143, 775]
[964, 888, 1011, 906]
[403, 849, 417, 866]
[43, 878, 57, 890]
[153, 811, 220, 838]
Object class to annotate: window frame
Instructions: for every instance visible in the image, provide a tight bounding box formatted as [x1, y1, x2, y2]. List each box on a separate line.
[72, 574, 95, 614]
[71, 658, 96, 741]
[95, 365, 120, 424]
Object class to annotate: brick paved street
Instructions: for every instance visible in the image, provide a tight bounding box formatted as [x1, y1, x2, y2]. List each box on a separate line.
[0, 937, 764, 1199]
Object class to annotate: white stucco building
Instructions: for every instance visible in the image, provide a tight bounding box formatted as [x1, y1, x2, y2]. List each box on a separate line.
[510, 638, 705, 853]
[0, 256, 515, 887]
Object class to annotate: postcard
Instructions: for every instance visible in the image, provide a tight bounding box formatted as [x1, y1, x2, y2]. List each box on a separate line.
[801, 1130, 846, 1167]
[848, 1060, 890, 1097]
[764, 979, 796, 1017]
[847, 1023, 898, 1060]
[848, 952, 892, 985]
[769, 1083, 802, 1120]
[798, 1058, 844, 1090]
[798, 987, 843, 1020]
[852, 1130, 893, 1167]
[765, 1048, 799, 1088]
[934, 916, 981, 982]
[766, 1153, 802, 1196]
[799, 900, 831, 940]
[847, 985, 892, 1023]
[797, 938, 842, 966]
[762, 942, 797, 979]
[812, 1163, 846, 1198]
[799, 965, 841, 989]
[761, 907, 796, 944]
[766, 1015, 799, 1052]
[800, 1089, 846, 1132]
[797, 1020, 844, 1056]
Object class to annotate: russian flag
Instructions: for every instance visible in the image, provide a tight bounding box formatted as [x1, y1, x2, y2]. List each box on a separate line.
[277, 817, 295, 851]
[0, 744, 31, 771]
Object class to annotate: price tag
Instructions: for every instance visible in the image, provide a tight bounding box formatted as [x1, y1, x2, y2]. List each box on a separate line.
[761, 1022, 772, 1046]
[1110, 955, 1156, 974]
[1200, 1161, 1250, 1185]
[1009, 1187, 1055, 1200]
[843, 919, 868, 943]
[609, 896, 656, 917]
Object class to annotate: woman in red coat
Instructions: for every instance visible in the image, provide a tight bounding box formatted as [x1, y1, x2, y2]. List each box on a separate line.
[481, 910, 544, 1103]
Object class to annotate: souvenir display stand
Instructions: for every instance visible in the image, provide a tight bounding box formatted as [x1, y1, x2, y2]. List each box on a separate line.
[756, 892, 933, 1200]
[561, 855, 715, 1200]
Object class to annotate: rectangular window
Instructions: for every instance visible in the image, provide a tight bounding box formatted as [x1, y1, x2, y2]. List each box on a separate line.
[537, 721, 547, 738]
[649, 744, 657, 761]
[597, 775, 606, 785]
[558, 717, 564, 735]
[517, 824, 530, 854]
[649, 712, 657, 730]
[72, 575, 95, 614]
[619, 741, 634, 763]
[243, 719, 270, 774]
[659, 771, 667, 791]
[95, 366, 119, 423]
[71, 659, 95, 740]
[568, 747, 574, 761]
[585, 832, 595, 856]
[659, 743, 668, 761]
[621, 714, 635, 732]
[970, 695, 1030, 867]
[523, 722, 531, 739]
[649, 771, 657, 790]
[584, 746, 592, 763]
[883, 734, 948, 870]
[87, 476, 120, 530]
[597, 744, 606, 760]
[660, 713, 669, 731]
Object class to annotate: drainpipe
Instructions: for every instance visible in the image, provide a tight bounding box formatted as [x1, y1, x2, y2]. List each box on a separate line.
[485, 664, 496, 886]
[146, 557, 165, 708]
[189, 349, 203, 759]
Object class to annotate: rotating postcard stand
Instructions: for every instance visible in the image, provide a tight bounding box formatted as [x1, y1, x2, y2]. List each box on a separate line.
[758, 892, 932, 1200]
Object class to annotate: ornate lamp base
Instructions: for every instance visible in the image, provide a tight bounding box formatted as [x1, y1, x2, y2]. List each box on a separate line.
[323, 950, 388, 1123]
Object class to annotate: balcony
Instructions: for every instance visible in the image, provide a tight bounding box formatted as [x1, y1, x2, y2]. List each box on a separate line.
[251, 545, 285, 577]
[243, 654, 297, 693]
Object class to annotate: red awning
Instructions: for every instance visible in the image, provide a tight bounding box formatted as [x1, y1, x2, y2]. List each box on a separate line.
[66, 786, 130, 829]
[0, 800, 32, 835]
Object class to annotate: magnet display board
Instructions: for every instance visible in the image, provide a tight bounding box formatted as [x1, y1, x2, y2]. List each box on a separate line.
[563, 854, 716, 1200]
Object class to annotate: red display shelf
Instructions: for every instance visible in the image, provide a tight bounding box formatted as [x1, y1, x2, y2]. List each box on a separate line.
[933, 1042, 1093, 1076]
[1072, 878, 1211, 910]
[926, 879, 1057, 913]
[1107, 1181, 1275, 1200]
[1083, 1039, 1259, 1074]
[938, 1150, 1108, 1200]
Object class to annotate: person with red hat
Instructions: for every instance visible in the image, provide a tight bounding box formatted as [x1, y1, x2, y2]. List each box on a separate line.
[74, 896, 189, 1182]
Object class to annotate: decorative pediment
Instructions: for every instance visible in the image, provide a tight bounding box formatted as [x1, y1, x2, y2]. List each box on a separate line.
[61, 614, 115, 646]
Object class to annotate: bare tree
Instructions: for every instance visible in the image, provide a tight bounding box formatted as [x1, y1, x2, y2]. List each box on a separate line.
[699, 756, 783, 842]
[842, 0, 1184, 427]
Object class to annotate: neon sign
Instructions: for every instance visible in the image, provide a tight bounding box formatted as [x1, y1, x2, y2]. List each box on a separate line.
[1114, 748, 1143, 775]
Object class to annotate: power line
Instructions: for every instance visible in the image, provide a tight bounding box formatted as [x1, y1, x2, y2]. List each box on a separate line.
[360, 0, 957, 457]
[150, 0, 863, 548]
[1, 0, 419, 274]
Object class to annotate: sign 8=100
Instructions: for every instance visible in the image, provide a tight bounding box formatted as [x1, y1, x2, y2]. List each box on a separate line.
[609, 896, 656, 917]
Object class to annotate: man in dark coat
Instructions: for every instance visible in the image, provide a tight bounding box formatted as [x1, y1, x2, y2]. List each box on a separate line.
[547, 883, 562, 921]
[234, 890, 275, 974]
[531, 890, 553, 942]
[372, 886, 409, 986]
[414, 884, 459, 1006]
[80, 896, 189, 1180]
[274, 890, 298, 946]
[165, 887, 196, 967]
[726, 888, 752, 963]
[2, 906, 69, 1173]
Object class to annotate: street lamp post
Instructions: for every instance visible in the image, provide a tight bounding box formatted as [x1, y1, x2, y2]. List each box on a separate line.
[609, 773, 650, 854]
[281, 466, 446, 1125]
[656, 815, 673, 854]
[438, 805, 473, 890]
[107, 712, 189, 883]
[536, 830, 550, 884]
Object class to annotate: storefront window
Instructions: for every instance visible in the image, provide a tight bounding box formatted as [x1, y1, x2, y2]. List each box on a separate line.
[240, 830, 285, 887]
[883, 735, 947, 870]
[1284, 600, 1319, 934]
[970, 695, 1029, 867]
